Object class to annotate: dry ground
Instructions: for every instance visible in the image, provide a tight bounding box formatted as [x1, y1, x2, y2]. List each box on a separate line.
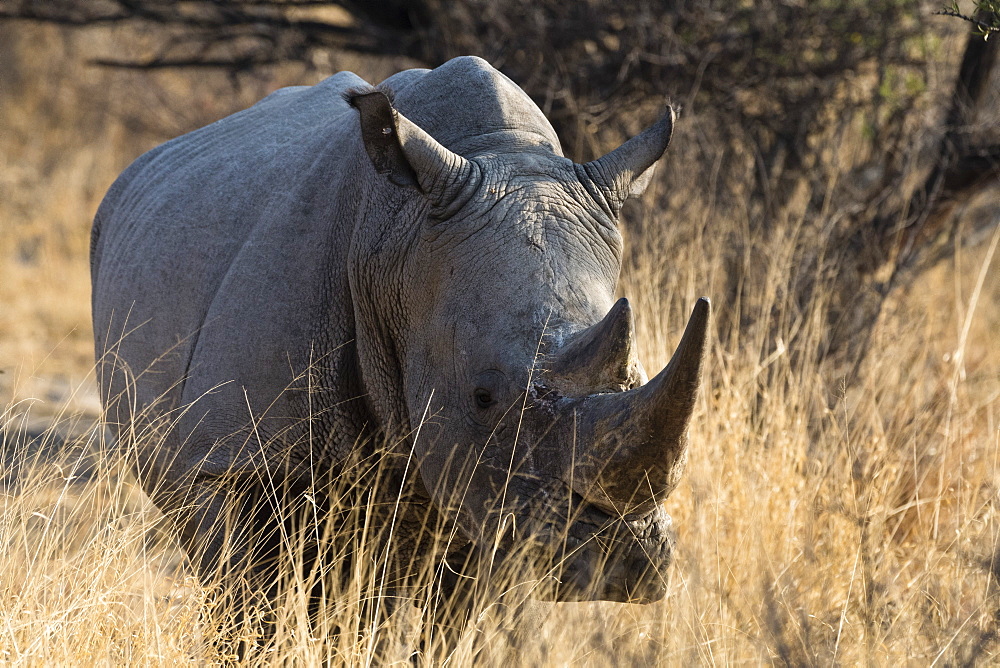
[1, 22, 999, 666]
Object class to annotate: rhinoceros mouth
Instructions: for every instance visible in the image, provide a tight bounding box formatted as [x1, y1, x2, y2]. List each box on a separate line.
[556, 503, 674, 603]
[498, 494, 675, 604]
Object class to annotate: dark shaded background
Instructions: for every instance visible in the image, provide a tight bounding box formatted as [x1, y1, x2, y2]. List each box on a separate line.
[0, 0, 997, 382]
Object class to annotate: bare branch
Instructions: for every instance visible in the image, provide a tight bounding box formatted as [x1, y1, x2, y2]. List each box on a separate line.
[936, 8, 1000, 35]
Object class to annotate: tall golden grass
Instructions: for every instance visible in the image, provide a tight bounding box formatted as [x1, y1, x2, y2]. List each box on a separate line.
[2, 21, 998, 666]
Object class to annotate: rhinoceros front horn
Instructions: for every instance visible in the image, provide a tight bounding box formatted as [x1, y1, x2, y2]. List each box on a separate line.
[564, 297, 710, 516]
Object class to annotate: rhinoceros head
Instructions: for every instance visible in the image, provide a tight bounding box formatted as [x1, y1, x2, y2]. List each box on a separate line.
[347, 85, 708, 603]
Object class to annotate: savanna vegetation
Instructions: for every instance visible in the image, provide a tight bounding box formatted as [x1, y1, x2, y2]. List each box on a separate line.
[0, 0, 998, 664]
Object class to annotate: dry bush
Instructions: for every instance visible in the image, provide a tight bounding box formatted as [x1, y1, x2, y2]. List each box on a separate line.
[2, 211, 997, 664]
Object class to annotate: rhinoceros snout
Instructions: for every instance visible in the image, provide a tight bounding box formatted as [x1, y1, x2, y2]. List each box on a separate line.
[601, 539, 674, 603]
[551, 505, 675, 603]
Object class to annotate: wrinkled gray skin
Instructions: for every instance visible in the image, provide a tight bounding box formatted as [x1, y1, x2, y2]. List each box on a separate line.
[92, 57, 709, 627]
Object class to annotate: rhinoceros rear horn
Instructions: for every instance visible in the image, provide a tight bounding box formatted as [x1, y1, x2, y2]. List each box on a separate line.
[548, 298, 646, 393]
[348, 89, 478, 207]
[580, 106, 674, 212]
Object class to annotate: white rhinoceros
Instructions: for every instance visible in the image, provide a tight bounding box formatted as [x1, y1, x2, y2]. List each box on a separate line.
[92, 55, 709, 633]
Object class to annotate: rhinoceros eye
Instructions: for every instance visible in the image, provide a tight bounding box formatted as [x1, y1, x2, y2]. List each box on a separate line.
[473, 388, 495, 409]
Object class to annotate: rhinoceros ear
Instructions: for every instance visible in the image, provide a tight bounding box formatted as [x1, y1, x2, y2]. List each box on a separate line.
[348, 89, 477, 206]
[580, 106, 674, 212]
[347, 89, 419, 189]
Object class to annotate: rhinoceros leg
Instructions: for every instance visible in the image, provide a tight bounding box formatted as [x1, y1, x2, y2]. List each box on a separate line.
[167, 476, 330, 657]
[420, 542, 479, 655]
[179, 487, 281, 653]
[416, 544, 548, 663]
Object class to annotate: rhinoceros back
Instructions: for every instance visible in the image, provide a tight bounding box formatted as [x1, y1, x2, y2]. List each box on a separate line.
[91, 71, 373, 469]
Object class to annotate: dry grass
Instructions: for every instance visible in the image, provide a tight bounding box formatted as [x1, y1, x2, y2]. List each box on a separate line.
[1, 21, 999, 667]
